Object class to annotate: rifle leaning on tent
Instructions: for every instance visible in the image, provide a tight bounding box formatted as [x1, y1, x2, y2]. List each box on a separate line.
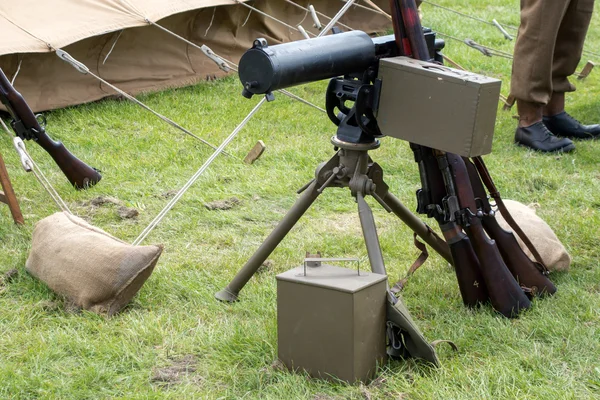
[0, 68, 101, 189]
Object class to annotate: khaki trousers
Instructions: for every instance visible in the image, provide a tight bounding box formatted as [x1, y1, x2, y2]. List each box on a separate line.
[510, 0, 594, 105]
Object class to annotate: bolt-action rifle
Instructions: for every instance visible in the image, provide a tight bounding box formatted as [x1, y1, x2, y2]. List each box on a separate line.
[0, 68, 101, 189]
[442, 152, 531, 317]
[390, 0, 543, 317]
[411, 144, 488, 307]
[464, 157, 556, 296]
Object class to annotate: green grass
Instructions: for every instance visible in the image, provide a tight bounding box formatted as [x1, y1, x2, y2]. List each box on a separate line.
[1, 0, 599, 398]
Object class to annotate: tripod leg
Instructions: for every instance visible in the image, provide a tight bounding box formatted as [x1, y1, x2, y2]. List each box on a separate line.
[380, 192, 452, 264]
[215, 180, 322, 302]
[357, 193, 387, 276]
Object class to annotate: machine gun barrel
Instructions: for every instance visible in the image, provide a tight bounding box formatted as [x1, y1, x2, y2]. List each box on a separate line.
[239, 31, 396, 98]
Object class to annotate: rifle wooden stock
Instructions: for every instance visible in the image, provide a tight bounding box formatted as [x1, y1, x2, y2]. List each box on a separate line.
[0, 69, 101, 189]
[412, 145, 488, 307]
[444, 153, 530, 318]
[440, 222, 488, 307]
[463, 158, 557, 297]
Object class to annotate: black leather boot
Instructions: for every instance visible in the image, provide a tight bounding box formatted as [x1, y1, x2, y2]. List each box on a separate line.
[514, 122, 575, 152]
[543, 111, 600, 139]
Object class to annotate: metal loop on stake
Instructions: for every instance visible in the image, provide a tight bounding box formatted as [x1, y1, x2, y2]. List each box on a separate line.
[492, 19, 513, 41]
[297, 25, 311, 40]
[309, 5, 322, 30]
[200, 45, 231, 72]
[56, 49, 90, 74]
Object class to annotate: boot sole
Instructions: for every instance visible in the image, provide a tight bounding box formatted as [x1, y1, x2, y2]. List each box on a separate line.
[515, 141, 576, 153]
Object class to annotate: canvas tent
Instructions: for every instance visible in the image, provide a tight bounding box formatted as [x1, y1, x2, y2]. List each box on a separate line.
[0, 0, 391, 112]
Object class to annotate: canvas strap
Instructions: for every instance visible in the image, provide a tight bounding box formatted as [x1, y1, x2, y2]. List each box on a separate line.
[472, 156, 550, 275]
[391, 233, 429, 293]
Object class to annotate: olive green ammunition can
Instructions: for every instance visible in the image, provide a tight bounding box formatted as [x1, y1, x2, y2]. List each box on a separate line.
[376, 56, 502, 157]
[276, 263, 387, 383]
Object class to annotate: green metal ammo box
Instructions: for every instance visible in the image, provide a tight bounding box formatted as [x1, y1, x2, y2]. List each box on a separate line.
[376, 56, 502, 157]
[276, 262, 387, 383]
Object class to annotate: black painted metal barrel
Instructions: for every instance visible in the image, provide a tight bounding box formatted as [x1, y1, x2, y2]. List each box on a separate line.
[239, 31, 378, 98]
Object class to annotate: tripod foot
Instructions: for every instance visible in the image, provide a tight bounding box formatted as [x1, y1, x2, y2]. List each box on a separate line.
[215, 288, 239, 303]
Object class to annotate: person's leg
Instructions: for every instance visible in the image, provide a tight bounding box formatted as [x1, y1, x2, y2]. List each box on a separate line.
[510, 0, 575, 152]
[542, 0, 600, 139]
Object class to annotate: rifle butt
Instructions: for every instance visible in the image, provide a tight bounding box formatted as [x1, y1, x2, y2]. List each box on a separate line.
[463, 157, 556, 297]
[482, 216, 557, 297]
[441, 222, 488, 307]
[445, 153, 530, 318]
[35, 134, 102, 190]
[466, 220, 531, 318]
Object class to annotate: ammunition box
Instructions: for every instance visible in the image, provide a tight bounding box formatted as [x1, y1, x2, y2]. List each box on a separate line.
[276, 264, 387, 383]
[376, 56, 502, 157]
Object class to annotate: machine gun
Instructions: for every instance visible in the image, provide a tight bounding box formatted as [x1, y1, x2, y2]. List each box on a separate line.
[0, 68, 101, 189]
[230, 16, 553, 317]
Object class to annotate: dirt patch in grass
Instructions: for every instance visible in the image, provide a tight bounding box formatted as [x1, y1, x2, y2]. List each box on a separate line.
[204, 197, 241, 211]
[117, 206, 139, 219]
[151, 355, 203, 386]
[83, 196, 124, 208]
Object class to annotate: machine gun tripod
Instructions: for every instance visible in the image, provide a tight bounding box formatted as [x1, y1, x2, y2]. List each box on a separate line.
[215, 126, 452, 302]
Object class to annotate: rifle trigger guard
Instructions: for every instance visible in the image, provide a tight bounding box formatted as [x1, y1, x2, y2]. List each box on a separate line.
[35, 113, 47, 129]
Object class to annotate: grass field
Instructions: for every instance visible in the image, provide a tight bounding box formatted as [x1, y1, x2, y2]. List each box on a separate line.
[1, 0, 599, 398]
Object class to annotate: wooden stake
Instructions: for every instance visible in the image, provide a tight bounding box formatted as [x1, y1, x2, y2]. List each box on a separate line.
[0, 152, 24, 225]
[363, 0, 392, 21]
[503, 95, 516, 111]
[441, 54, 466, 71]
[576, 61, 595, 80]
[244, 140, 266, 164]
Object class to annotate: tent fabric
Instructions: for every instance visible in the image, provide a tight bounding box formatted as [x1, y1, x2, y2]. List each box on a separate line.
[0, 0, 391, 112]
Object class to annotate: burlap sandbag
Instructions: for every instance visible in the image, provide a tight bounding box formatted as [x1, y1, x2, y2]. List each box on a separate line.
[26, 212, 163, 315]
[495, 200, 571, 272]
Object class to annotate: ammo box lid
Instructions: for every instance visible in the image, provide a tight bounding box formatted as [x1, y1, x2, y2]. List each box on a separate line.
[276, 264, 387, 294]
[379, 56, 501, 87]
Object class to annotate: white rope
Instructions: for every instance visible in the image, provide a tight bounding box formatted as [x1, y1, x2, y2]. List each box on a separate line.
[1, 119, 71, 214]
[11, 58, 22, 85]
[133, 97, 267, 245]
[55, 49, 237, 159]
[204, 7, 217, 36]
[283, 0, 353, 31]
[233, 0, 316, 37]
[241, 9, 253, 27]
[20, 142, 72, 214]
[319, 0, 357, 36]
[145, 20, 325, 113]
[103, 30, 124, 64]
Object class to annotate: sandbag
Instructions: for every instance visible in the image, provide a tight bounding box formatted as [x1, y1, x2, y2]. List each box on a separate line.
[26, 212, 163, 315]
[496, 200, 571, 272]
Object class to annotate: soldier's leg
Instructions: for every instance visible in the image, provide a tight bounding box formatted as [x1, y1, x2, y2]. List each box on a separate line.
[542, 0, 600, 139]
[510, 0, 575, 152]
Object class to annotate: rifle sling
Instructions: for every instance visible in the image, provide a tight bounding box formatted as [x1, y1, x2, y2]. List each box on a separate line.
[392, 232, 429, 293]
[472, 156, 550, 275]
